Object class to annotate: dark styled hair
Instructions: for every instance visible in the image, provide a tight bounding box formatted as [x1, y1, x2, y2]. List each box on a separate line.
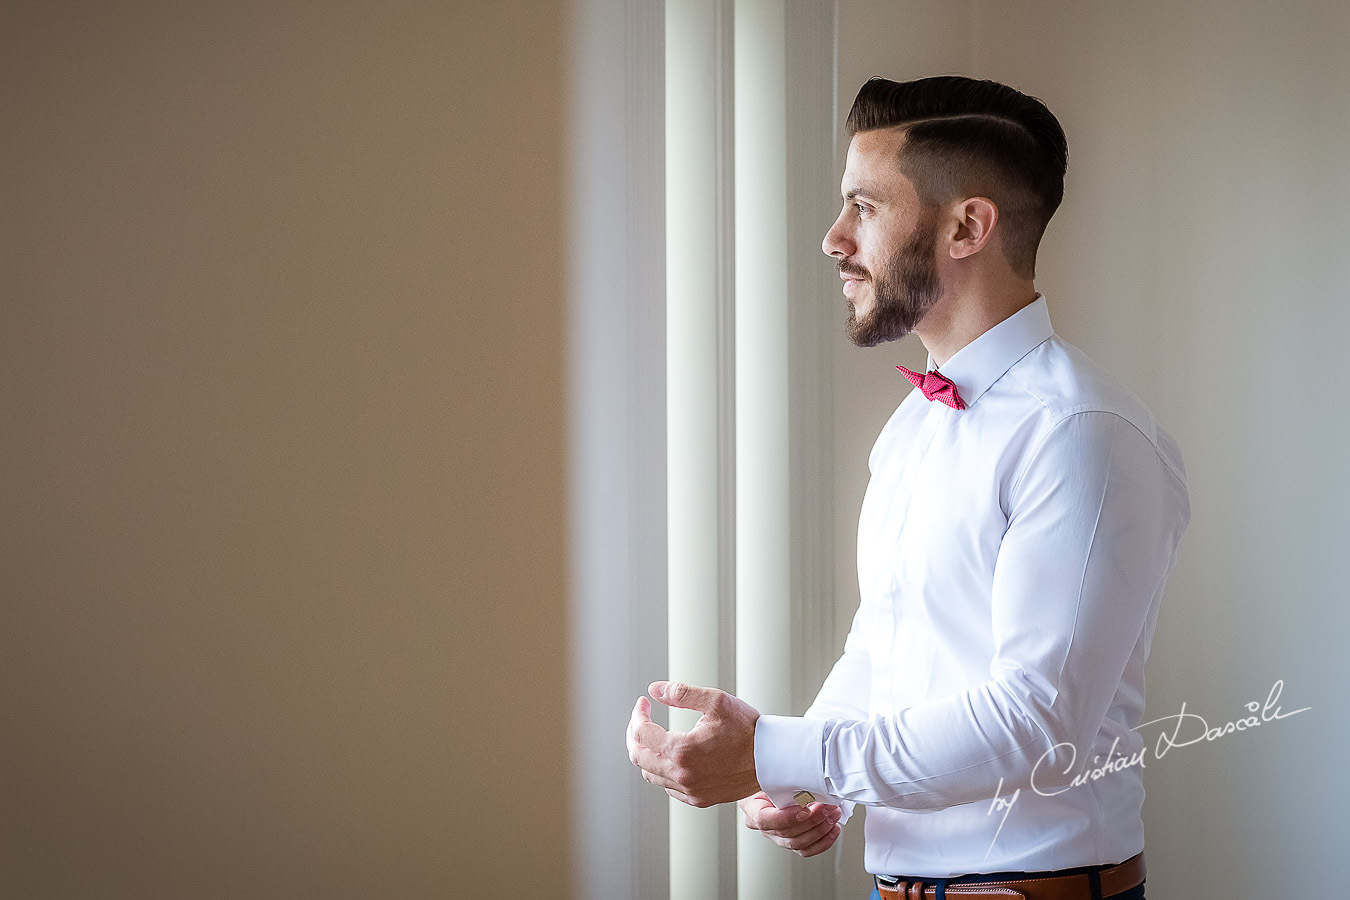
[845, 75, 1068, 278]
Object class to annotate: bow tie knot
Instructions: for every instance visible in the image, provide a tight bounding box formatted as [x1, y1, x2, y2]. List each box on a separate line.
[897, 365, 967, 410]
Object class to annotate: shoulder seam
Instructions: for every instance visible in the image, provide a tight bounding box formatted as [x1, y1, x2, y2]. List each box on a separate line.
[1007, 410, 1184, 505]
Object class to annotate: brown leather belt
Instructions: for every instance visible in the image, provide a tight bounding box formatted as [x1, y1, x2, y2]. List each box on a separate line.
[875, 853, 1144, 900]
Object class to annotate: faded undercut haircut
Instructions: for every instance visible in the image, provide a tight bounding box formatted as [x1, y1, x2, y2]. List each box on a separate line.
[846, 75, 1068, 279]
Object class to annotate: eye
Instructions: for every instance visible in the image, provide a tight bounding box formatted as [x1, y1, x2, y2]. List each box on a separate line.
[840, 198, 872, 218]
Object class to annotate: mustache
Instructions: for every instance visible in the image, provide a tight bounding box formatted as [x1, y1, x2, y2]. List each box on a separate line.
[837, 260, 868, 279]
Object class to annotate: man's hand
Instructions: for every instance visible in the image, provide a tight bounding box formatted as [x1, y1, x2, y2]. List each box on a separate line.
[625, 681, 760, 808]
[738, 792, 843, 857]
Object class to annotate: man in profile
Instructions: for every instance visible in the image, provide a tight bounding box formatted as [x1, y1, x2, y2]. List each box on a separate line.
[627, 75, 1188, 900]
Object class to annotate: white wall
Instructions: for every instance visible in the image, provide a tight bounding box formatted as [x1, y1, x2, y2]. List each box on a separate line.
[830, 0, 1345, 895]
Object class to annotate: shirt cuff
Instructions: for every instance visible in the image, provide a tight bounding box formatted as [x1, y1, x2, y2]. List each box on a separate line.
[754, 714, 829, 809]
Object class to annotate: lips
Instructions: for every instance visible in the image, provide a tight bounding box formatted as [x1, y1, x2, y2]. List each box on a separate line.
[840, 268, 866, 295]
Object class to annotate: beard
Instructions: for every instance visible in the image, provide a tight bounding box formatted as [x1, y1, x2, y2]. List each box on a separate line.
[842, 210, 942, 348]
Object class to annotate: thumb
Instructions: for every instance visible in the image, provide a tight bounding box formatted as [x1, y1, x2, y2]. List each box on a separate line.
[649, 680, 721, 713]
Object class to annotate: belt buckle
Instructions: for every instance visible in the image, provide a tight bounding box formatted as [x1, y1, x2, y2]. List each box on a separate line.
[876, 874, 901, 887]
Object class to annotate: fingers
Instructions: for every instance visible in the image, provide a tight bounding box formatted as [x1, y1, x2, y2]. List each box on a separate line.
[625, 697, 648, 761]
[626, 696, 670, 768]
[806, 801, 842, 821]
[664, 786, 697, 806]
[625, 696, 650, 753]
[759, 811, 839, 853]
[745, 800, 841, 839]
[745, 801, 813, 833]
[794, 821, 842, 858]
[744, 800, 843, 859]
[649, 680, 722, 715]
[627, 697, 681, 792]
[629, 685, 759, 808]
[736, 792, 773, 818]
[639, 764, 684, 794]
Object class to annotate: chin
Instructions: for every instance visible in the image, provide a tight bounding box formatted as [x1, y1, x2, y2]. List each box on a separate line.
[847, 306, 916, 348]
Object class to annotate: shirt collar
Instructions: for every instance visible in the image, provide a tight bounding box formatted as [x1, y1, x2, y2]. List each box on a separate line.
[926, 294, 1054, 409]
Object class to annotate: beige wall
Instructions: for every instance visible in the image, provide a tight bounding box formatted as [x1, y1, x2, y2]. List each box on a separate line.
[831, 0, 1344, 895]
[970, 2, 1345, 894]
[1, 2, 570, 897]
[827, 4, 974, 895]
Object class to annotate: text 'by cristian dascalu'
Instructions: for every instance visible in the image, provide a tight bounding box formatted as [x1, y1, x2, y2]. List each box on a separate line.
[982, 679, 1310, 857]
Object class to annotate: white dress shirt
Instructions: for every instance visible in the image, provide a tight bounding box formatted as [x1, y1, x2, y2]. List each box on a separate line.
[755, 296, 1189, 877]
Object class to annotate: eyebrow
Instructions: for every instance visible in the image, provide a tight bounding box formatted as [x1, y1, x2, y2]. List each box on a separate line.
[843, 186, 883, 202]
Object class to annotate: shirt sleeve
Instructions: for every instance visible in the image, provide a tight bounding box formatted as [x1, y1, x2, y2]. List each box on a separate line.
[755, 608, 871, 814]
[754, 411, 1189, 810]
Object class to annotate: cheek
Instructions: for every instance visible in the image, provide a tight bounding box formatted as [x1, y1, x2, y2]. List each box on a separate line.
[859, 224, 900, 262]
[861, 239, 895, 278]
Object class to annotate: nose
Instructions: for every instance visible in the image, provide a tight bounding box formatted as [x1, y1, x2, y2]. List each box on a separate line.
[822, 208, 855, 259]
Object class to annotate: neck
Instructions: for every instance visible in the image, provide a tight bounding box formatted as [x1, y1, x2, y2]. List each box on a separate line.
[915, 277, 1038, 368]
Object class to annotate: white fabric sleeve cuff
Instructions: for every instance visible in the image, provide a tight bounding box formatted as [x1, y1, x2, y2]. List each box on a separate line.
[754, 714, 830, 809]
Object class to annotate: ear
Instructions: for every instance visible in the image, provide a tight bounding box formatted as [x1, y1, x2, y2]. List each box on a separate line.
[948, 197, 998, 261]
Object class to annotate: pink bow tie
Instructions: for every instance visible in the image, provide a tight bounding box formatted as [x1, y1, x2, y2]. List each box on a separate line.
[897, 365, 967, 410]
